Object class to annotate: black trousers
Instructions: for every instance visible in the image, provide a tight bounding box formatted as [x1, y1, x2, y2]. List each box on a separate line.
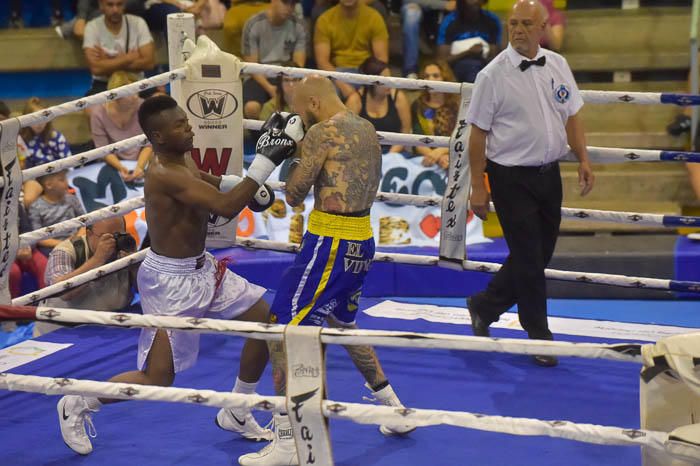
[471, 159, 562, 340]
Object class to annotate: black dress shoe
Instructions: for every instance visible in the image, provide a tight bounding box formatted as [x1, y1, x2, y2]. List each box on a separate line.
[467, 297, 490, 337]
[532, 355, 559, 367]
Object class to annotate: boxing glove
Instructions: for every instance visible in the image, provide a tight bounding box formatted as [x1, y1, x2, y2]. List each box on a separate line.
[247, 112, 305, 186]
[248, 183, 275, 212]
[220, 174, 275, 213]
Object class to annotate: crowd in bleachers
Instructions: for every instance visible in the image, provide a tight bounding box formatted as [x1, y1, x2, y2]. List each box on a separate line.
[2, 0, 700, 302]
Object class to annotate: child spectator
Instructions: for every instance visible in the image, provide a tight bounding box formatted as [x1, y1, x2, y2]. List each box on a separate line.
[91, 71, 152, 181]
[28, 171, 86, 257]
[347, 57, 412, 154]
[19, 98, 72, 169]
[9, 203, 48, 298]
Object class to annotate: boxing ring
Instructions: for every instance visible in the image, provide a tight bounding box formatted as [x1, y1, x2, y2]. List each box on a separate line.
[1, 15, 700, 466]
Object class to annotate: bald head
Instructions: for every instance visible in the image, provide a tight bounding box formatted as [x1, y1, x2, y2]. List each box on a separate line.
[511, 0, 546, 20]
[508, 0, 547, 58]
[291, 75, 345, 127]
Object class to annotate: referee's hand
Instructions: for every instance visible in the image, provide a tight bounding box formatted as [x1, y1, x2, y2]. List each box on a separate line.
[470, 183, 491, 220]
[578, 160, 595, 197]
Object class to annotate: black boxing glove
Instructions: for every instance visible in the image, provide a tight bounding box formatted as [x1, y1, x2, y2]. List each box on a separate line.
[248, 183, 275, 212]
[247, 112, 305, 186]
[220, 174, 275, 213]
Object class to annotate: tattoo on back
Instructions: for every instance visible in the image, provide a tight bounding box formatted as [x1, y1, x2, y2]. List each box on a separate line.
[289, 111, 381, 214]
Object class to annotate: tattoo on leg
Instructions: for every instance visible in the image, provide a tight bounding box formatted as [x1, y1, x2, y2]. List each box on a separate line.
[269, 341, 287, 396]
[344, 345, 386, 388]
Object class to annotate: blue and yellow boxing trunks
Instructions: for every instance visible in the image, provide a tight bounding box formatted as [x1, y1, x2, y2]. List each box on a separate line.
[271, 210, 375, 326]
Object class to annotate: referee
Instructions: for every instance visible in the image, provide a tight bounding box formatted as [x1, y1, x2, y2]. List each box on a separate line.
[465, 0, 594, 367]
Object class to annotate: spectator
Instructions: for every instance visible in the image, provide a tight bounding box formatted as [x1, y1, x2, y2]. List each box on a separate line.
[540, 0, 565, 52]
[259, 62, 301, 121]
[242, 0, 307, 119]
[222, 0, 269, 58]
[411, 60, 458, 169]
[83, 0, 155, 97]
[401, 0, 455, 78]
[91, 71, 153, 181]
[347, 57, 412, 154]
[9, 203, 48, 298]
[28, 171, 86, 257]
[19, 97, 72, 169]
[9, 0, 63, 28]
[38, 216, 136, 336]
[0, 100, 43, 207]
[312, 0, 388, 27]
[436, 0, 501, 83]
[143, 0, 226, 36]
[56, 0, 101, 40]
[314, 0, 389, 99]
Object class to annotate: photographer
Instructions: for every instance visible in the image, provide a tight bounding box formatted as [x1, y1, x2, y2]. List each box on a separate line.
[37, 216, 137, 336]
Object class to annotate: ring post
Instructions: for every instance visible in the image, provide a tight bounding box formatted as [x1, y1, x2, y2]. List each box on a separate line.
[167, 13, 196, 102]
[0, 119, 22, 307]
[439, 83, 472, 270]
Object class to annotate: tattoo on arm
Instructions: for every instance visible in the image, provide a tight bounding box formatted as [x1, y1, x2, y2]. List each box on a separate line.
[285, 123, 332, 206]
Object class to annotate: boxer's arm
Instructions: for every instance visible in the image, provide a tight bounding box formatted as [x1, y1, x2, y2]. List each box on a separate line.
[198, 170, 221, 188]
[153, 165, 256, 218]
[285, 123, 329, 207]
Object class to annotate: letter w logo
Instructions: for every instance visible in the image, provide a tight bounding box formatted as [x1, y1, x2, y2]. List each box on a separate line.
[199, 94, 226, 118]
[191, 148, 232, 176]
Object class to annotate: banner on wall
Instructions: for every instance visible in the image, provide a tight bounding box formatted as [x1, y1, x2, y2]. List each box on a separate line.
[241, 153, 489, 247]
[67, 154, 488, 250]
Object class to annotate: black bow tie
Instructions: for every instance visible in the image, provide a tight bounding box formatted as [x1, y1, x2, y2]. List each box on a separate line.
[519, 56, 546, 71]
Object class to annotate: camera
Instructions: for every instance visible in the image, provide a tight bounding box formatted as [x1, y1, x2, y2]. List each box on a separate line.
[113, 232, 136, 253]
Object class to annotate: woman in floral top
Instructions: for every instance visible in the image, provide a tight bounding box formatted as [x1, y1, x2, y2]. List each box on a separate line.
[20, 97, 72, 169]
[410, 60, 459, 170]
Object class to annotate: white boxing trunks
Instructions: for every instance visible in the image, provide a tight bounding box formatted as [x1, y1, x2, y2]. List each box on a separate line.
[137, 249, 266, 373]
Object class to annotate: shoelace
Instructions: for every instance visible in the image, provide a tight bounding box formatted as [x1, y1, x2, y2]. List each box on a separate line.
[76, 410, 97, 439]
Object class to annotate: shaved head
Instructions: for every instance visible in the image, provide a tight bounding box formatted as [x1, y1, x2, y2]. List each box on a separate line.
[291, 75, 345, 127]
[508, 0, 547, 58]
[511, 0, 546, 20]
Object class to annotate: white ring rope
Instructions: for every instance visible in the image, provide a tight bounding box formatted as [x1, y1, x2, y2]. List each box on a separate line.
[19, 197, 146, 247]
[12, 250, 148, 306]
[12, 230, 699, 306]
[16, 69, 186, 129]
[235, 238, 700, 293]
[240, 62, 700, 106]
[0, 304, 643, 361]
[6, 125, 696, 193]
[22, 135, 149, 182]
[0, 372, 668, 453]
[17, 188, 697, 252]
[243, 119, 700, 164]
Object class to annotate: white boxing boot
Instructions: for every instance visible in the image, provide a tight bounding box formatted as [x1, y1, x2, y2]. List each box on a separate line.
[57, 395, 98, 455]
[365, 383, 416, 436]
[238, 413, 299, 466]
[216, 406, 273, 441]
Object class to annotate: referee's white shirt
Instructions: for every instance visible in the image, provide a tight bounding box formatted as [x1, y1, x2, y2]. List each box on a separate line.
[466, 44, 584, 167]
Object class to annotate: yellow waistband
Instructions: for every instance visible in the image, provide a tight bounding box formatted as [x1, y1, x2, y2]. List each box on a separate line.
[307, 210, 373, 241]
